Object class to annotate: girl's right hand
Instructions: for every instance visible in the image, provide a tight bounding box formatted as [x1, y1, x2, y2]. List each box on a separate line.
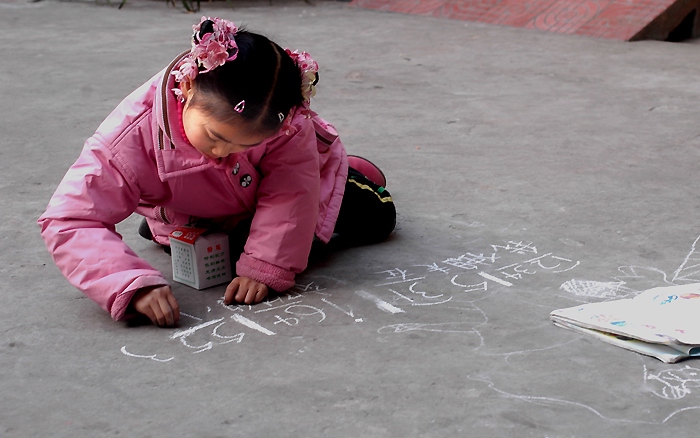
[131, 285, 180, 327]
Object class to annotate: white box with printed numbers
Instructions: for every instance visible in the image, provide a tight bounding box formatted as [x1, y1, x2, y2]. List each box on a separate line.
[169, 226, 232, 290]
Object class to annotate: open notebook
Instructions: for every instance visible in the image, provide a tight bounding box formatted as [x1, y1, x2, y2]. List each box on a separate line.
[551, 283, 700, 363]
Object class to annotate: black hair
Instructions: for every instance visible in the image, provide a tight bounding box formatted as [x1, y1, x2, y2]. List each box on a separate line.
[190, 25, 305, 135]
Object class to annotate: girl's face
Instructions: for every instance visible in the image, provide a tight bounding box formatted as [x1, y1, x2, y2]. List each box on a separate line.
[181, 86, 268, 160]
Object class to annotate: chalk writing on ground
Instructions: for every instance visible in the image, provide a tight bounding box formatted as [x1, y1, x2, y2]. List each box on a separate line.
[119, 233, 700, 424]
[121, 238, 580, 361]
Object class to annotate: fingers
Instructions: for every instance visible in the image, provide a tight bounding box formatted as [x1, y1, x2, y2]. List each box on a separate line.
[131, 285, 180, 327]
[156, 298, 175, 327]
[167, 293, 181, 325]
[224, 277, 269, 305]
[235, 284, 250, 303]
[237, 282, 267, 305]
[140, 307, 158, 326]
[254, 286, 268, 304]
[224, 278, 240, 305]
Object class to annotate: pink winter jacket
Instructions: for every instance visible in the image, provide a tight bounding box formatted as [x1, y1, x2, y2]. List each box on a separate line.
[38, 53, 348, 321]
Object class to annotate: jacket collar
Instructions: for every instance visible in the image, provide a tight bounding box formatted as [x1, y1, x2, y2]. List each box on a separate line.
[152, 51, 214, 182]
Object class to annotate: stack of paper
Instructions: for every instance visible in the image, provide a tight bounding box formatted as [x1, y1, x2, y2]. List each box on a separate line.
[551, 283, 700, 363]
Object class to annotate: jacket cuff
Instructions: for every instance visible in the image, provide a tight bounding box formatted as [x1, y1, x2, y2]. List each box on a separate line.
[236, 253, 296, 292]
[110, 275, 170, 321]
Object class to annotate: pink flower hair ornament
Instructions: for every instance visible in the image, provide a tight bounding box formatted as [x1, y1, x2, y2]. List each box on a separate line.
[276, 49, 319, 133]
[172, 16, 240, 100]
[285, 49, 319, 107]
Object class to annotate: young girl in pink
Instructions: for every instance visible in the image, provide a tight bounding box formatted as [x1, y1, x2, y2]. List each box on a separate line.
[39, 17, 396, 327]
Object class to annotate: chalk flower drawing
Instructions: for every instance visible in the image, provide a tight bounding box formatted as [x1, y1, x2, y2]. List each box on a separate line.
[644, 365, 700, 400]
[560, 234, 700, 300]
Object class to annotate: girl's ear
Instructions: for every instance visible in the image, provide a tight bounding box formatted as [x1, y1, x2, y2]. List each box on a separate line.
[179, 79, 194, 102]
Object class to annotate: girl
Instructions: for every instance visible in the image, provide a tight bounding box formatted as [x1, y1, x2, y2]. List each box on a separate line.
[39, 17, 396, 327]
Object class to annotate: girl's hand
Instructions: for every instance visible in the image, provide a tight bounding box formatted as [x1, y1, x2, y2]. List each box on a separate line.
[224, 276, 269, 305]
[131, 285, 180, 327]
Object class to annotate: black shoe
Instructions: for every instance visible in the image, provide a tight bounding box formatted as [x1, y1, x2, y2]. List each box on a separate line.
[138, 218, 171, 255]
[138, 218, 153, 241]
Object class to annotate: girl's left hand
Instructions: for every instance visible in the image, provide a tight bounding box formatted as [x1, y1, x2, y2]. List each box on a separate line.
[224, 276, 269, 305]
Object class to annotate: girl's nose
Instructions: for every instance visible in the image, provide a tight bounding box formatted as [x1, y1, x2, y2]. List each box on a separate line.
[211, 146, 230, 158]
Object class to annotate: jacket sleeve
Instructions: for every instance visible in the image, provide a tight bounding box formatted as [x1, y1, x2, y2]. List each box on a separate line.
[235, 120, 320, 292]
[38, 135, 169, 321]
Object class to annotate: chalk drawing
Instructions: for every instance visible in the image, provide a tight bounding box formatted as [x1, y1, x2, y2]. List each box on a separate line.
[478, 271, 512, 287]
[560, 233, 700, 299]
[180, 312, 203, 321]
[320, 297, 359, 321]
[170, 318, 227, 353]
[644, 365, 700, 400]
[449, 277, 491, 302]
[211, 323, 245, 344]
[491, 240, 538, 255]
[442, 252, 498, 271]
[406, 296, 454, 306]
[469, 374, 700, 425]
[388, 288, 414, 302]
[253, 300, 304, 313]
[293, 281, 332, 294]
[378, 321, 483, 335]
[406, 281, 444, 300]
[171, 318, 224, 340]
[120, 346, 174, 362]
[283, 305, 326, 323]
[376, 296, 489, 348]
[355, 290, 405, 314]
[230, 313, 275, 335]
[559, 280, 627, 299]
[526, 254, 580, 273]
[375, 268, 425, 286]
[672, 235, 700, 284]
[483, 339, 582, 363]
[386, 282, 454, 306]
[415, 263, 451, 274]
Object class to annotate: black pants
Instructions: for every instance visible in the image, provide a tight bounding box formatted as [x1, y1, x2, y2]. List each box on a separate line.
[333, 167, 396, 245]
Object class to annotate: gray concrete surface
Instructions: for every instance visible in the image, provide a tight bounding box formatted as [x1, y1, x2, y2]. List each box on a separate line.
[3, 0, 700, 436]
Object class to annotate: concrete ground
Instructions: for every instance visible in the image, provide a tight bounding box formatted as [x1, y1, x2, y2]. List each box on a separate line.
[2, 0, 700, 436]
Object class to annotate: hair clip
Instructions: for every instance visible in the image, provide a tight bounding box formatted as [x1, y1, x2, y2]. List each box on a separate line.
[234, 100, 245, 113]
[278, 112, 285, 122]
